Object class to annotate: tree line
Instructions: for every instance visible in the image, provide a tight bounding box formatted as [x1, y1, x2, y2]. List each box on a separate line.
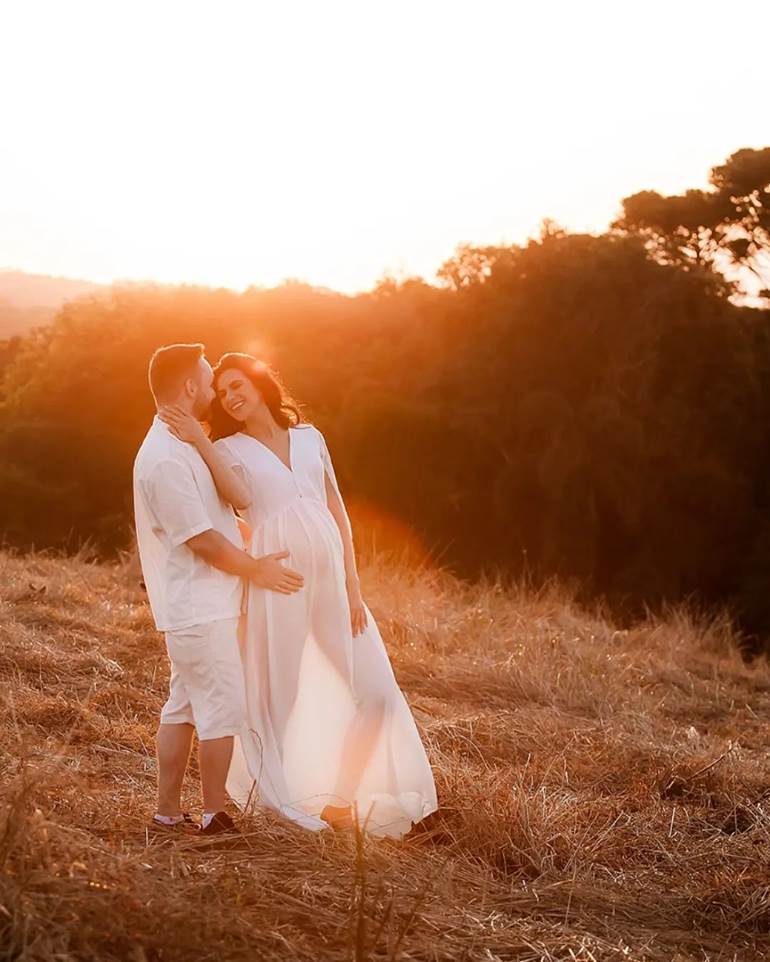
[2, 148, 770, 636]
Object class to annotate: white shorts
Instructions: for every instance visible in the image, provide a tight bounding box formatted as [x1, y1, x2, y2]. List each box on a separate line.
[160, 617, 246, 741]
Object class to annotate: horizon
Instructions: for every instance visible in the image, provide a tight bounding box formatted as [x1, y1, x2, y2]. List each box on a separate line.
[1, 0, 769, 294]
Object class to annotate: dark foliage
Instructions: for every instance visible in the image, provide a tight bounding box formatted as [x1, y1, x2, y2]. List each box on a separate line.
[2, 149, 770, 635]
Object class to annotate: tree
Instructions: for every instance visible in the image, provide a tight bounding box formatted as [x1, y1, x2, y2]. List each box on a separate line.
[615, 148, 770, 302]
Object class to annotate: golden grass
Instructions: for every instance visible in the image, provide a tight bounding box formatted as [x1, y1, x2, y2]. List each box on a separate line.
[1, 549, 770, 960]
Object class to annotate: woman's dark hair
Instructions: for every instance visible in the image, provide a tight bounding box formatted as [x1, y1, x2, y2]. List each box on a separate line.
[210, 353, 302, 439]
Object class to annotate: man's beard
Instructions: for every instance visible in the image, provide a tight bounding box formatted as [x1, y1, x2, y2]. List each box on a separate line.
[197, 400, 213, 422]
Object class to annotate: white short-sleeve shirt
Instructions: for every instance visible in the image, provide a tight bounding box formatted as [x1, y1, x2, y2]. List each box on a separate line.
[133, 416, 244, 632]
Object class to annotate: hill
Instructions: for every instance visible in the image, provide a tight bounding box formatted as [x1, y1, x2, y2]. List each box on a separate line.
[1, 550, 770, 960]
[0, 269, 102, 309]
[0, 269, 103, 337]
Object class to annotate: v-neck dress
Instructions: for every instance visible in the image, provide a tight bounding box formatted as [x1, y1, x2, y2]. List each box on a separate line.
[214, 425, 437, 838]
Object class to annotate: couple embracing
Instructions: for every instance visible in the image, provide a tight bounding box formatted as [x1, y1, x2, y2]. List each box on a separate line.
[133, 343, 437, 839]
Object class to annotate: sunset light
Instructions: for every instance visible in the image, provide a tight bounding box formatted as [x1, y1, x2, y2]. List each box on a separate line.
[4, 1, 770, 956]
[2, 0, 767, 292]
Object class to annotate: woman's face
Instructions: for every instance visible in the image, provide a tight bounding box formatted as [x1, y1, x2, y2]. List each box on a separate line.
[216, 368, 264, 422]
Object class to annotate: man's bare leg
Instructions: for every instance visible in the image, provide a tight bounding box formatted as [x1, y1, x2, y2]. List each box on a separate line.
[198, 735, 234, 814]
[156, 722, 195, 816]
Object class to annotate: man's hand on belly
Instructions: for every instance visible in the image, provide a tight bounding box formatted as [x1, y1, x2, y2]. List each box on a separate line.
[250, 551, 305, 594]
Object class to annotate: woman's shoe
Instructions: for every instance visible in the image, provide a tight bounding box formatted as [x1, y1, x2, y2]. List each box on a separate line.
[321, 804, 355, 831]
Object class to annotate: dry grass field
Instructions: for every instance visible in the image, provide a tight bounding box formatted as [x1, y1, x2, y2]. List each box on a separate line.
[1, 550, 770, 961]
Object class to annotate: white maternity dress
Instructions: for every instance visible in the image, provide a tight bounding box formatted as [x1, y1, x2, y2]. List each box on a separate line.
[216, 425, 437, 838]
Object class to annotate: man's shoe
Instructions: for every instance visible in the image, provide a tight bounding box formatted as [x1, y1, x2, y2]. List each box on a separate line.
[199, 811, 240, 836]
[150, 812, 199, 834]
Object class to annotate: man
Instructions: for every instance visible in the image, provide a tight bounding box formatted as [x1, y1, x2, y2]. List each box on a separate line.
[133, 342, 303, 835]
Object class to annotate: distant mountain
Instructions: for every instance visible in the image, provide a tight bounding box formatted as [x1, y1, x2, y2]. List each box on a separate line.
[0, 269, 104, 338]
[0, 269, 103, 308]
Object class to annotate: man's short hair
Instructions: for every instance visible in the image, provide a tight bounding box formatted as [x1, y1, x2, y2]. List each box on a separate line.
[148, 343, 205, 403]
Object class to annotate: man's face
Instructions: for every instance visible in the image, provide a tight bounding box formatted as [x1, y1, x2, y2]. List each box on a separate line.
[191, 357, 216, 420]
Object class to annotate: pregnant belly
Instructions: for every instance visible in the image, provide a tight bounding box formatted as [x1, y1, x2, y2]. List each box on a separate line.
[251, 498, 343, 575]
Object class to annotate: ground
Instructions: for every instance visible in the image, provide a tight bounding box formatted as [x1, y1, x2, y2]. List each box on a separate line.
[1, 550, 770, 961]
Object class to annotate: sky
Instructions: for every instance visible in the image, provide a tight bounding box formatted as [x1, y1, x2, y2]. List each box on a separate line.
[1, 0, 768, 294]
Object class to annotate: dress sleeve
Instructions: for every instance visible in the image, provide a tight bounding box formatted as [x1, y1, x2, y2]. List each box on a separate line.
[213, 437, 248, 484]
[316, 428, 354, 529]
[315, 428, 350, 510]
[144, 459, 213, 547]
[317, 428, 343, 502]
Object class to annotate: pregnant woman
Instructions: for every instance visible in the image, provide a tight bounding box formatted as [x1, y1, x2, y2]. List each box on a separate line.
[162, 353, 437, 838]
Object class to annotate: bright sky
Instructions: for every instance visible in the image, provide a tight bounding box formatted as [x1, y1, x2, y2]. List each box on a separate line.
[0, 0, 768, 293]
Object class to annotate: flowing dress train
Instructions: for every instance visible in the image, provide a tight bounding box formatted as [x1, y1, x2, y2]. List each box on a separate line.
[216, 425, 438, 838]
